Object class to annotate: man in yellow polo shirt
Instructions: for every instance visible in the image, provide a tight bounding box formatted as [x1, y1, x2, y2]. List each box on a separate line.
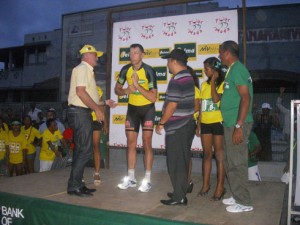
[115, 43, 157, 192]
[67, 44, 105, 197]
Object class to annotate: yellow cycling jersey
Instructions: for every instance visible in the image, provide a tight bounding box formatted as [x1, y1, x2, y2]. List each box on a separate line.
[117, 62, 157, 106]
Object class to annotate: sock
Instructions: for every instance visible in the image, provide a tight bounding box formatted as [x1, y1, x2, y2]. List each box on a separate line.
[145, 171, 151, 183]
[128, 169, 135, 181]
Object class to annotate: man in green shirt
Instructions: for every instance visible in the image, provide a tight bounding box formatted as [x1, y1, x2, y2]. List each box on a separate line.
[219, 40, 254, 213]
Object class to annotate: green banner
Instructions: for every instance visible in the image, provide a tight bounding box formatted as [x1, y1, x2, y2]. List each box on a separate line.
[0, 192, 204, 225]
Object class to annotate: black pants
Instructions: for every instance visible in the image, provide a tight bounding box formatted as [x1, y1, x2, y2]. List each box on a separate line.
[165, 118, 195, 201]
[67, 106, 93, 191]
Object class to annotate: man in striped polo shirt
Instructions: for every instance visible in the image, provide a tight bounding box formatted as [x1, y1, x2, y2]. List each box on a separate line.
[156, 49, 195, 206]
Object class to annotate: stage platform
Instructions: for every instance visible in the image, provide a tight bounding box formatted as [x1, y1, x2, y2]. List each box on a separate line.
[0, 165, 286, 225]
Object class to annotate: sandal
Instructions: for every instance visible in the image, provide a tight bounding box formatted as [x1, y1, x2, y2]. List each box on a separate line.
[94, 172, 101, 186]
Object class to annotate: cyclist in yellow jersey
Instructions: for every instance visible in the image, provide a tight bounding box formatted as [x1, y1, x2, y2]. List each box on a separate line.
[115, 43, 157, 192]
[91, 86, 117, 185]
[6, 120, 28, 176]
[21, 115, 42, 173]
[196, 57, 226, 201]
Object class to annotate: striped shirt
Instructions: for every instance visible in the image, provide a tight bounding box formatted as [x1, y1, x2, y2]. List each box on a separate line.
[163, 70, 195, 134]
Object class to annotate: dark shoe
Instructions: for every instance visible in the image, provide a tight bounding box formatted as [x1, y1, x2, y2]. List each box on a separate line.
[167, 192, 173, 198]
[187, 181, 194, 193]
[160, 197, 188, 206]
[210, 188, 226, 201]
[82, 186, 96, 193]
[67, 189, 93, 197]
[197, 185, 210, 197]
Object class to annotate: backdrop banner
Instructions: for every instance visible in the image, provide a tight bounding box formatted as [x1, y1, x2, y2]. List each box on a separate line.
[109, 10, 238, 150]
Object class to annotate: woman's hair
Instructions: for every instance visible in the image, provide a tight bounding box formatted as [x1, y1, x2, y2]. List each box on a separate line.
[187, 65, 199, 89]
[203, 57, 227, 89]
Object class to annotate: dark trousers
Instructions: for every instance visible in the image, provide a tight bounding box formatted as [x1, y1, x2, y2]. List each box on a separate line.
[165, 118, 195, 201]
[67, 107, 93, 191]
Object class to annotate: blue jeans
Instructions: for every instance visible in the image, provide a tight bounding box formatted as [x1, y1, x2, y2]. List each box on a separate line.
[67, 106, 93, 191]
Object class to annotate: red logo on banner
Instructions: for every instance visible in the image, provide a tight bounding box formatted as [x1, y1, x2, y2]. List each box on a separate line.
[163, 22, 177, 37]
[214, 17, 231, 33]
[118, 26, 131, 41]
[188, 19, 203, 35]
[141, 24, 155, 39]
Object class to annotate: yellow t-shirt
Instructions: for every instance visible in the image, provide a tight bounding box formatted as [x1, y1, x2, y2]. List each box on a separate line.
[21, 126, 42, 154]
[68, 61, 99, 108]
[40, 129, 63, 161]
[194, 86, 201, 121]
[91, 86, 103, 121]
[7, 131, 27, 164]
[0, 130, 8, 160]
[200, 81, 224, 124]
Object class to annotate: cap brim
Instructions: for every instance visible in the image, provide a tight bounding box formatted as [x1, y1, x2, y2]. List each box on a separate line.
[11, 121, 21, 125]
[97, 51, 104, 57]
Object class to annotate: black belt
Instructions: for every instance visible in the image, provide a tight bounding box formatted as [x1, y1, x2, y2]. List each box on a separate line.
[68, 105, 91, 111]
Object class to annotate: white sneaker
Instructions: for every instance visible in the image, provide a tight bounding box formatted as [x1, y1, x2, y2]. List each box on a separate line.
[226, 204, 253, 213]
[222, 196, 236, 205]
[138, 179, 151, 192]
[117, 176, 137, 189]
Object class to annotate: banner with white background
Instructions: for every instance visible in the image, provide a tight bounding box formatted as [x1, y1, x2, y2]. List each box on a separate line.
[109, 10, 238, 150]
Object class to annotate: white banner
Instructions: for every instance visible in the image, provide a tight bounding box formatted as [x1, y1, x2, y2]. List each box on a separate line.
[109, 10, 238, 150]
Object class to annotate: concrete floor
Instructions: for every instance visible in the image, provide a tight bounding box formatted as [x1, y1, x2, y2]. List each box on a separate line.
[0, 165, 286, 225]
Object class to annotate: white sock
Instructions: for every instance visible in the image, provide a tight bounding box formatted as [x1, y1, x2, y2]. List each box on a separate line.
[128, 169, 135, 181]
[145, 171, 151, 183]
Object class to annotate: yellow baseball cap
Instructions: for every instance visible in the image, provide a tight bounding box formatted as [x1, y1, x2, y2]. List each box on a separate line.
[79, 44, 104, 57]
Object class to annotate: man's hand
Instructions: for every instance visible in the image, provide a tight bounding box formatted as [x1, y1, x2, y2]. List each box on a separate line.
[132, 72, 139, 88]
[155, 124, 164, 135]
[233, 128, 243, 145]
[195, 126, 201, 137]
[105, 99, 118, 108]
[95, 106, 105, 123]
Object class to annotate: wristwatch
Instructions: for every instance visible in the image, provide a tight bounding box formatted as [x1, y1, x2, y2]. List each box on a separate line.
[235, 124, 242, 129]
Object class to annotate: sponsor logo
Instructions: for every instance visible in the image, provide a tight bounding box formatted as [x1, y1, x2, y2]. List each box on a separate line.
[188, 19, 203, 35]
[163, 21, 177, 37]
[119, 47, 130, 64]
[214, 17, 231, 33]
[158, 93, 166, 102]
[118, 95, 129, 105]
[113, 115, 126, 124]
[143, 48, 161, 59]
[141, 24, 155, 39]
[153, 66, 167, 84]
[174, 43, 197, 60]
[159, 48, 170, 57]
[154, 111, 162, 124]
[118, 26, 131, 41]
[198, 43, 220, 55]
[194, 69, 203, 78]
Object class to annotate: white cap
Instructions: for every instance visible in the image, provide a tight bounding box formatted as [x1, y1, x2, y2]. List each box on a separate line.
[262, 103, 272, 109]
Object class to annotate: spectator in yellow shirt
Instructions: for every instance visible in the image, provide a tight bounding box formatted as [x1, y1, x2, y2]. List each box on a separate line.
[6, 120, 28, 176]
[21, 115, 42, 173]
[40, 118, 67, 172]
[0, 117, 8, 176]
